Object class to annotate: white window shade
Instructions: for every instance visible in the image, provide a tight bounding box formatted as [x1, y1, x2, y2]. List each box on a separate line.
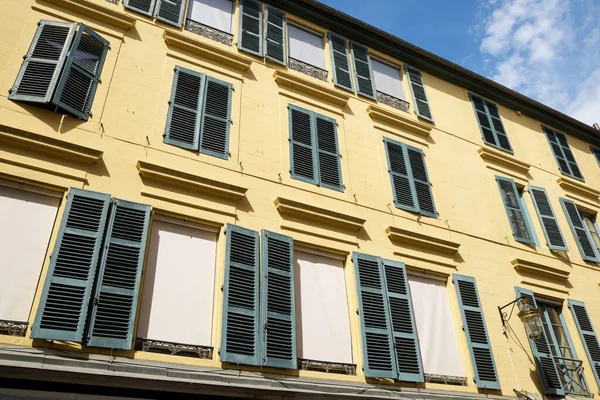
[288, 25, 325, 69]
[0, 186, 59, 322]
[137, 220, 217, 346]
[408, 275, 464, 377]
[372, 58, 406, 100]
[187, 0, 234, 33]
[295, 250, 352, 364]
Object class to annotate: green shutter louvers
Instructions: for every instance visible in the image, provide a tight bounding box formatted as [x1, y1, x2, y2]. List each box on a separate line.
[407, 147, 436, 217]
[238, 0, 263, 56]
[315, 114, 343, 191]
[350, 43, 376, 99]
[568, 300, 600, 391]
[200, 76, 232, 159]
[404, 65, 433, 122]
[560, 198, 600, 262]
[329, 34, 354, 92]
[469, 94, 512, 153]
[154, 0, 186, 27]
[124, 0, 156, 16]
[289, 105, 317, 185]
[544, 126, 584, 180]
[529, 186, 567, 251]
[591, 146, 600, 167]
[496, 176, 534, 244]
[264, 6, 286, 65]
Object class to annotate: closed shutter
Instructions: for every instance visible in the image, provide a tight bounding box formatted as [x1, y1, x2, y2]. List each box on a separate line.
[529, 186, 567, 251]
[469, 94, 512, 152]
[288, 105, 317, 185]
[383, 259, 423, 382]
[52, 24, 109, 121]
[496, 177, 533, 244]
[350, 43, 375, 99]
[453, 275, 500, 390]
[544, 126, 584, 180]
[315, 114, 343, 191]
[404, 66, 433, 122]
[407, 146, 436, 217]
[124, 0, 156, 16]
[200, 76, 232, 159]
[31, 189, 110, 342]
[86, 200, 151, 350]
[568, 300, 600, 390]
[260, 231, 295, 369]
[560, 198, 600, 262]
[264, 6, 286, 65]
[221, 224, 261, 365]
[9, 21, 76, 104]
[385, 139, 417, 213]
[515, 287, 564, 396]
[154, 0, 186, 27]
[238, 0, 263, 56]
[328, 34, 353, 92]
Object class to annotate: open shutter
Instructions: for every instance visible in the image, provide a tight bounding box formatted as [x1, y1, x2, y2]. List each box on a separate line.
[544, 127, 584, 180]
[264, 6, 286, 65]
[353, 253, 396, 379]
[496, 177, 533, 244]
[568, 300, 600, 391]
[404, 66, 433, 122]
[350, 43, 375, 99]
[315, 114, 343, 191]
[591, 147, 600, 167]
[154, 0, 186, 27]
[164, 66, 204, 151]
[52, 24, 109, 121]
[86, 200, 150, 350]
[124, 0, 156, 16]
[31, 189, 110, 342]
[329, 34, 353, 92]
[515, 287, 564, 396]
[260, 231, 295, 369]
[407, 146, 436, 217]
[221, 224, 261, 365]
[199, 76, 232, 159]
[382, 259, 423, 382]
[529, 186, 567, 251]
[470, 95, 512, 152]
[385, 139, 418, 213]
[560, 198, 600, 262]
[238, 0, 263, 56]
[9, 21, 76, 103]
[453, 275, 500, 390]
[289, 105, 317, 185]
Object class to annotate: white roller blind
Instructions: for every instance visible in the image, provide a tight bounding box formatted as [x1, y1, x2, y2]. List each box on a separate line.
[0, 186, 59, 322]
[372, 58, 406, 100]
[408, 275, 464, 377]
[295, 251, 352, 364]
[288, 25, 325, 69]
[137, 220, 217, 346]
[187, 0, 234, 33]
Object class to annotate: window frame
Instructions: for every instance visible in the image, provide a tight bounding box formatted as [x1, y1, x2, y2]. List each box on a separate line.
[469, 93, 513, 154]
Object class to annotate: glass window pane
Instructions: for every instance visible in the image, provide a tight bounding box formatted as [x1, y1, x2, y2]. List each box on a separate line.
[582, 215, 600, 250]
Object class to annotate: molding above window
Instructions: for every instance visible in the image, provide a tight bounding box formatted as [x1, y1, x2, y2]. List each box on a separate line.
[512, 258, 570, 283]
[557, 177, 600, 203]
[478, 146, 530, 176]
[367, 105, 432, 138]
[275, 197, 365, 232]
[386, 226, 460, 255]
[41, 0, 136, 30]
[274, 70, 350, 106]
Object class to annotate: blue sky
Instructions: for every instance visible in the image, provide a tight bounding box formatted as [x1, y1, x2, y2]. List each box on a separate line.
[320, 0, 600, 126]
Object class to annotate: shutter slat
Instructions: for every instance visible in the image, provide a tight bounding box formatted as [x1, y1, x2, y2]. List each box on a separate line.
[154, 0, 185, 27]
[289, 105, 317, 185]
[560, 198, 600, 262]
[544, 126, 584, 180]
[385, 139, 418, 213]
[530, 186, 568, 251]
[238, 0, 263, 56]
[350, 43, 375, 99]
[407, 147, 436, 217]
[315, 114, 343, 191]
[329, 34, 353, 92]
[124, 0, 156, 16]
[404, 65, 433, 122]
[264, 6, 286, 65]
[496, 177, 534, 244]
[200, 76, 232, 159]
[569, 300, 600, 391]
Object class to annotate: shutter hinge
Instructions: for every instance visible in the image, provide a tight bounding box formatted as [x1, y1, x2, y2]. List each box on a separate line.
[231, 87, 235, 92]
[339, 153, 342, 159]
[342, 184, 346, 190]
[98, 78, 102, 84]
[221, 284, 224, 292]
[88, 112, 93, 118]
[230, 119, 233, 125]
[356, 308, 359, 315]
[227, 151, 232, 157]
[168, 100, 173, 105]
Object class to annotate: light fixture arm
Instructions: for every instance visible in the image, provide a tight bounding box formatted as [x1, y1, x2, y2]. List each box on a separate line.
[498, 296, 528, 332]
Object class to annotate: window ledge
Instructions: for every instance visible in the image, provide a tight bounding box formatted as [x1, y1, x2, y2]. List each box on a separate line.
[557, 177, 600, 202]
[478, 146, 530, 175]
[274, 70, 350, 107]
[41, 0, 136, 30]
[274, 197, 365, 232]
[367, 105, 432, 138]
[137, 160, 247, 201]
[512, 258, 570, 283]
[163, 30, 253, 71]
[386, 226, 460, 255]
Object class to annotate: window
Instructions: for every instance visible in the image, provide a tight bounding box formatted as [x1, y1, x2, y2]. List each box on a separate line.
[591, 146, 600, 167]
[469, 94, 512, 153]
[124, 0, 186, 27]
[580, 213, 600, 253]
[543, 126, 584, 180]
[187, 0, 234, 33]
[9, 20, 109, 121]
[560, 198, 600, 262]
[371, 58, 406, 100]
[496, 176, 535, 244]
[288, 105, 343, 191]
[529, 186, 568, 251]
[288, 24, 325, 69]
[164, 66, 233, 159]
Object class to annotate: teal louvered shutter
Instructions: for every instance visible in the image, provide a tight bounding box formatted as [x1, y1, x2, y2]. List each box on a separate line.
[353, 253, 396, 379]
[154, 0, 186, 27]
[529, 186, 567, 251]
[264, 6, 286, 65]
[469, 94, 512, 153]
[260, 231, 295, 369]
[31, 189, 111, 342]
[289, 105, 317, 185]
[221, 224, 261, 365]
[496, 177, 534, 244]
[515, 287, 564, 396]
[544, 126, 584, 180]
[52, 24, 109, 121]
[385, 139, 418, 213]
[238, 0, 263, 56]
[199, 76, 232, 159]
[568, 300, 600, 390]
[453, 275, 500, 390]
[406, 146, 436, 217]
[404, 65, 433, 122]
[350, 43, 375, 99]
[86, 200, 151, 350]
[328, 34, 353, 92]
[9, 21, 76, 104]
[560, 198, 600, 262]
[382, 259, 423, 382]
[315, 114, 343, 191]
[164, 66, 204, 151]
[124, 0, 156, 16]
[591, 147, 600, 167]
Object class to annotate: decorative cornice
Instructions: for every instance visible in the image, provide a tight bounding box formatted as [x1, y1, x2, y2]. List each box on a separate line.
[557, 177, 600, 203]
[163, 30, 252, 71]
[386, 226, 460, 255]
[478, 147, 531, 175]
[274, 70, 351, 106]
[512, 258, 570, 283]
[275, 197, 365, 232]
[367, 105, 432, 138]
[41, 0, 136, 30]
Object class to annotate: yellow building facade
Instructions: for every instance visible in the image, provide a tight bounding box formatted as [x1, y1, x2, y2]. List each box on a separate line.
[1, 0, 600, 398]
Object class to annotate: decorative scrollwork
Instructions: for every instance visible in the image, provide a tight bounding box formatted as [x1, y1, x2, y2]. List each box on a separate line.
[288, 58, 329, 82]
[136, 339, 213, 359]
[105, 0, 120, 4]
[0, 321, 27, 337]
[424, 373, 468, 386]
[377, 92, 410, 113]
[298, 358, 356, 375]
[185, 20, 234, 46]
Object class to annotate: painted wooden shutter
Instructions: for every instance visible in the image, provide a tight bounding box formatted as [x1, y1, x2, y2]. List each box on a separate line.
[544, 126, 584, 180]
[238, 0, 263, 57]
[260, 230, 295, 369]
[9, 21, 76, 104]
[529, 186, 567, 251]
[591, 146, 600, 167]
[289, 105, 317, 185]
[385, 139, 417, 213]
[453, 275, 500, 390]
[199, 76, 232, 159]
[470, 95, 512, 152]
[515, 287, 564, 396]
[404, 66, 433, 122]
[407, 146, 436, 217]
[329, 34, 353, 92]
[124, 0, 156, 16]
[383, 259, 423, 382]
[154, 0, 186, 27]
[353, 253, 396, 379]
[568, 300, 600, 390]
[315, 114, 343, 191]
[560, 198, 600, 262]
[31, 189, 110, 342]
[221, 224, 261, 365]
[264, 6, 286, 65]
[496, 177, 533, 244]
[350, 43, 375, 99]
[164, 66, 204, 151]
